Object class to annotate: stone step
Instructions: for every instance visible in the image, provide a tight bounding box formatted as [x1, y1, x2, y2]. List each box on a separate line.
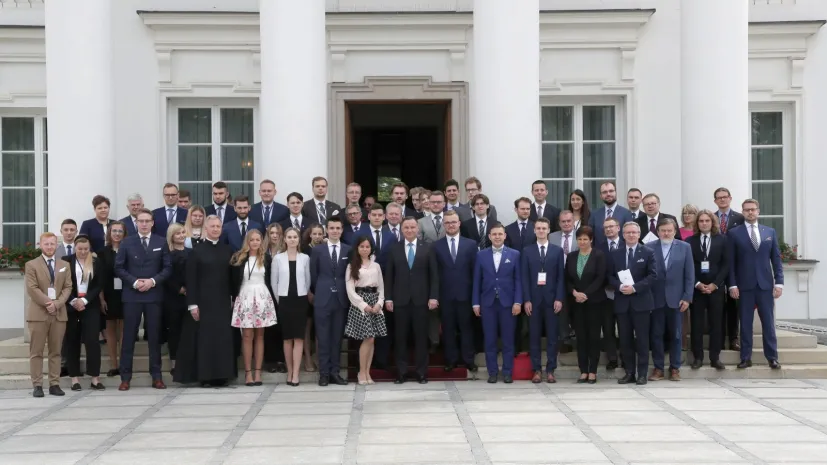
[0, 337, 168, 359]
[703, 330, 818, 349]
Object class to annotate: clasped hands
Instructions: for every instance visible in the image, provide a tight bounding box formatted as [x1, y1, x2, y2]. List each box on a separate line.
[135, 278, 154, 292]
[695, 283, 718, 295]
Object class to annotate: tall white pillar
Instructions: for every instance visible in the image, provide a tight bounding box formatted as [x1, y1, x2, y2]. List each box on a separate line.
[259, 0, 327, 203]
[472, 0, 540, 223]
[45, 0, 114, 227]
[681, 0, 750, 208]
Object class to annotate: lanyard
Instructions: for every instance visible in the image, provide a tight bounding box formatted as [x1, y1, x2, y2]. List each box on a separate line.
[43, 257, 55, 285]
[663, 243, 674, 265]
[76, 259, 88, 283]
[246, 258, 258, 280]
[701, 235, 710, 260]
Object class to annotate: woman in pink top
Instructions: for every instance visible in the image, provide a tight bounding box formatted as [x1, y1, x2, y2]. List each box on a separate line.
[680, 204, 699, 240]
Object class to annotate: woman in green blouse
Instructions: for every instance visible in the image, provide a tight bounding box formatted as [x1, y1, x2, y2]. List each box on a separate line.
[565, 226, 608, 384]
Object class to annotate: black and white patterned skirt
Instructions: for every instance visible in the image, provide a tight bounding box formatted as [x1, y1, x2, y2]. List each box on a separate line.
[344, 288, 388, 340]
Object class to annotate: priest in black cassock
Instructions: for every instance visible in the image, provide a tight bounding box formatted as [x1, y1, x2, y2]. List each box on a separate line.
[174, 215, 237, 387]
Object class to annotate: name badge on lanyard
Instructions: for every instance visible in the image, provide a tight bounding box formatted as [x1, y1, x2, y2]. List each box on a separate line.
[47, 287, 56, 300]
[701, 261, 710, 273]
[537, 272, 547, 286]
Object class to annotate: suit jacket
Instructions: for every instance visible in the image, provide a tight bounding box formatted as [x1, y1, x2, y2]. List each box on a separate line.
[55, 242, 73, 262]
[444, 203, 473, 222]
[269, 252, 309, 299]
[608, 244, 658, 313]
[399, 205, 424, 220]
[716, 209, 745, 234]
[151, 206, 188, 239]
[686, 233, 729, 291]
[61, 254, 103, 310]
[564, 248, 608, 304]
[383, 240, 439, 306]
[528, 202, 561, 231]
[231, 253, 276, 300]
[635, 213, 681, 242]
[460, 203, 498, 224]
[338, 207, 370, 225]
[590, 205, 634, 245]
[79, 218, 112, 253]
[114, 234, 172, 303]
[204, 203, 237, 223]
[221, 218, 263, 252]
[417, 214, 447, 244]
[25, 255, 73, 322]
[278, 215, 313, 235]
[549, 230, 580, 256]
[728, 223, 784, 291]
[302, 199, 342, 225]
[342, 222, 369, 246]
[505, 220, 536, 252]
[120, 216, 138, 237]
[251, 202, 290, 231]
[646, 239, 695, 309]
[433, 235, 477, 303]
[310, 242, 351, 308]
[595, 237, 626, 294]
[521, 242, 565, 306]
[460, 216, 494, 250]
[472, 246, 523, 308]
[354, 225, 396, 259]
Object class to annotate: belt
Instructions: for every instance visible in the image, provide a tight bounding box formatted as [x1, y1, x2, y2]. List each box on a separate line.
[356, 286, 378, 293]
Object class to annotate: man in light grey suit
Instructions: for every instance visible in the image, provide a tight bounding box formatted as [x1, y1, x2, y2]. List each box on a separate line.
[461, 176, 498, 223]
[443, 179, 473, 222]
[548, 210, 578, 352]
[418, 191, 448, 244]
[646, 217, 694, 382]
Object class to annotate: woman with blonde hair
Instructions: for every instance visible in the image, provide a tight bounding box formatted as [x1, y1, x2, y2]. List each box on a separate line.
[184, 205, 206, 248]
[99, 221, 127, 377]
[680, 204, 699, 240]
[231, 229, 277, 386]
[164, 223, 190, 375]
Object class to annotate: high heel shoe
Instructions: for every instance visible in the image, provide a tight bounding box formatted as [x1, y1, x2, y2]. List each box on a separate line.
[244, 370, 255, 387]
[253, 369, 263, 386]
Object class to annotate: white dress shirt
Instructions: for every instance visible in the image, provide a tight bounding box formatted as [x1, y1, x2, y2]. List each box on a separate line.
[289, 214, 303, 228]
[327, 240, 342, 259]
[492, 246, 503, 271]
[534, 201, 547, 217]
[236, 217, 248, 234]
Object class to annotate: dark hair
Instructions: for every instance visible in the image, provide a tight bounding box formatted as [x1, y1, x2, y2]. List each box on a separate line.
[92, 195, 111, 208]
[429, 190, 445, 202]
[488, 222, 505, 233]
[535, 217, 551, 228]
[575, 225, 594, 241]
[370, 203, 385, 213]
[73, 234, 91, 245]
[713, 187, 731, 199]
[627, 187, 642, 195]
[391, 182, 409, 195]
[443, 179, 460, 191]
[514, 196, 532, 209]
[136, 208, 153, 219]
[178, 189, 191, 199]
[106, 220, 127, 246]
[349, 236, 375, 282]
[568, 189, 591, 223]
[287, 192, 303, 203]
[326, 217, 343, 227]
[311, 176, 328, 187]
[656, 217, 678, 231]
[401, 216, 418, 226]
[162, 182, 179, 191]
[60, 218, 77, 228]
[212, 181, 228, 190]
[464, 176, 482, 190]
[234, 195, 250, 206]
[471, 193, 490, 206]
[302, 223, 325, 250]
[532, 180, 547, 189]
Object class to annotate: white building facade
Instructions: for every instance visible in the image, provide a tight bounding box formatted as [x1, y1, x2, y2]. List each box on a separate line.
[0, 0, 825, 326]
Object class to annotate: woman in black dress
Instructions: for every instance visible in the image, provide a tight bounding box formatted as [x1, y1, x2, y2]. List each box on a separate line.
[271, 227, 311, 386]
[164, 223, 190, 376]
[301, 224, 325, 372]
[184, 205, 206, 249]
[98, 221, 126, 377]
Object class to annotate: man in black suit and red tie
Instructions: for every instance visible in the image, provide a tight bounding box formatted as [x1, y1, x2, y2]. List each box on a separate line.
[713, 186, 745, 351]
[302, 176, 341, 226]
[635, 193, 680, 243]
[528, 180, 561, 231]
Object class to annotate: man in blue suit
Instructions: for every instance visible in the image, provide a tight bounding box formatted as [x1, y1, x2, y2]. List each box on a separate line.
[433, 210, 478, 373]
[608, 221, 658, 385]
[120, 193, 144, 237]
[341, 203, 368, 245]
[115, 208, 171, 391]
[472, 223, 523, 384]
[356, 204, 396, 269]
[646, 218, 694, 382]
[152, 183, 188, 239]
[595, 217, 625, 370]
[521, 217, 565, 383]
[250, 179, 289, 231]
[728, 199, 784, 369]
[204, 181, 237, 224]
[590, 181, 634, 246]
[505, 197, 536, 252]
[310, 217, 351, 386]
[220, 195, 261, 252]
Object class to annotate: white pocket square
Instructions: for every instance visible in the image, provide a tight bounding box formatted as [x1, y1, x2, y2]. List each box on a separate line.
[637, 258, 644, 263]
[58, 267, 66, 272]
[505, 259, 511, 264]
[153, 248, 162, 251]
[764, 237, 771, 241]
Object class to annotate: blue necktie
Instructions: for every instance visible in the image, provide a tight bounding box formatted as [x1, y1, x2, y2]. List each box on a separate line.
[450, 238, 457, 263]
[331, 245, 338, 271]
[264, 205, 271, 224]
[627, 247, 634, 268]
[407, 243, 415, 269]
[67, 245, 72, 256]
[47, 259, 55, 285]
[167, 208, 174, 224]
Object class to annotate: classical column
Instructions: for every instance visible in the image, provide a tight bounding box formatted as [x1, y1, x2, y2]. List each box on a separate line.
[471, 0, 541, 223]
[681, 0, 750, 207]
[259, 0, 327, 203]
[45, 0, 114, 227]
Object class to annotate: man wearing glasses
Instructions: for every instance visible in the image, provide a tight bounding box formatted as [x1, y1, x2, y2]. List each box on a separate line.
[462, 177, 498, 223]
[342, 203, 368, 245]
[634, 193, 680, 244]
[152, 183, 188, 239]
[714, 187, 745, 351]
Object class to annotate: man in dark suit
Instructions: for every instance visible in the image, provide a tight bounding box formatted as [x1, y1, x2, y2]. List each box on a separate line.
[635, 193, 680, 243]
[339, 182, 369, 223]
[250, 179, 289, 231]
[121, 193, 144, 237]
[472, 223, 523, 383]
[505, 197, 536, 252]
[356, 204, 396, 268]
[521, 217, 565, 383]
[302, 176, 341, 226]
[370, 203, 403, 371]
[728, 199, 784, 370]
[309, 217, 351, 386]
[626, 188, 643, 221]
[687, 210, 729, 370]
[462, 177, 498, 223]
[384, 217, 439, 384]
[608, 221, 658, 385]
[528, 180, 561, 231]
[594, 217, 624, 370]
[443, 179, 473, 222]
[461, 193, 494, 250]
[177, 189, 191, 210]
[341, 203, 368, 245]
[152, 183, 188, 239]
[279, 192, 313, 234]
[204, 181, 237, 224]
[432, 210, 478, 373]
[390, 182, 424, 219]
[220, 195, 261, 252]
[114, 208, 171, 391]
[714, 186, 745, 351]
[590, 181, 634, 246]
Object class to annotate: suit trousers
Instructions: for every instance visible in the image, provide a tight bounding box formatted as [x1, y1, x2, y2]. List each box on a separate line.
[574, 302, 602, 374]
[528, 301, 559, 372]
[373, 309, 394, 368]
[738, 289, 778, 362]
[314, 301, 347, 376]
[558, 299, 572, 342]
[723, 293, 739, 344]
[66, 307, 102, 377]
[441, 299, 475, 366]
[691, 289, 724, 363]
[617, 310, 651, 378]
[121, 303, 163, 381]
[482, 301, 516, 376]
[394, 304, 429, 377]
[428, 308, 441, 346]
[602, 299, 618, 362]
[29, 316, 66, 387]
[651, 306, 683, 371]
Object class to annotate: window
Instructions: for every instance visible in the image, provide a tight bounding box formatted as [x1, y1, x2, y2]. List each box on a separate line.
[540, 105, 617, 209]
[0, 116, 47, 247]
[750, 110, 787, 241]
[176, 107, 255, 207]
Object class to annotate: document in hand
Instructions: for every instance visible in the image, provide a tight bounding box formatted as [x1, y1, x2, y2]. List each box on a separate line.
[618, 269, 635, 286]
[642, 232, 658, 244]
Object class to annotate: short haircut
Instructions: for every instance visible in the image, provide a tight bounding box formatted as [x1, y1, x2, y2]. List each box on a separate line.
[742, 198, 760, 209]
[234, 195, 250, 205]
[385, 202, 402, 213]
[326, 216, 343, 227]
[213, 181, 228, 190]
[312, 176, 328, 186]
[127, 193, 143, 203]
[622, 221, 641, 233]
[657, 217, 678, 231]
[260, 179, 276, 188]
[92, 195, 110, 208]
[576, 225, 594, 240]
[205, 214, 222, 225]
[603, 217, 621, 227]
[401, 216, 418, 226]
[514, 196, 532, 208]
[443, 210, 459, 220]
[443, 179, 460, 191]
[464, 176, 482, 189]
[347, 182, 361, 190]
[559, 209, 574, 220]
[178, 189, 191, 199]
[714, 187, 731, 199]
[627, 188, 642, 195]
[642, 193, 660, 203]
[162, 182, 178, 191]
[391, 182, 409, 194]
[346, 203, 361, 212]
[61, 218, 77, 228]
[39, 232, 57, 243]
[600, 181, 617, 190]
[471, 193, 490, 206]
[287, 192, 303, 202]
[532, 180, 547, 189]
[535, 217, 551, 228]
[410, 186, 422, 198]
[370, 203, 385, 213]
[488, 222, 505, 233]
[429, 190, 445, 201]
[693, 209, 721, 235]
[136, 208, 153, 219]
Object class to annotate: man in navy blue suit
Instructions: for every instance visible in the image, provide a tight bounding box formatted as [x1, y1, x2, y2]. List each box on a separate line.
[310, 217, 351, 386]
[250, 179, 289, 231]
[590, 181, 634, 246]
[728, 199, 784, 369]
[115, 208, 171, 391]
[120, 193, 144, 237]
[341, 203, 368, 245]
[204, 181, 237, 224]
[220, 195, 261, 252]
[279, 192, 312, 234]
[528, 180, 561, 231]
[505, 197, 536, 252]
[152, 183, 188, 239]
[433, 210, 478, 373]
[521, 217, 565, 383]
[355, 204, 396, 268]
[608, 221, 658, 385]
[595, 217, 624, 370]
[472, 223, 523, 384]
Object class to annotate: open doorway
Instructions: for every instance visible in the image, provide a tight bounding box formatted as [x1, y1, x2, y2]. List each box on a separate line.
[345, 101, 452, 203]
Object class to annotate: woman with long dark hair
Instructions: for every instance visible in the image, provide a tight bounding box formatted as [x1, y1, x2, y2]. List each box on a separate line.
[568, 189, 591, 232]
[99, 221, 126, 377]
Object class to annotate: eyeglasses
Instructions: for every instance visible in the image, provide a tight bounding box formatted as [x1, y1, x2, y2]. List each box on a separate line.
[163, 193, 178, 198]
[643, 202, 659, 207]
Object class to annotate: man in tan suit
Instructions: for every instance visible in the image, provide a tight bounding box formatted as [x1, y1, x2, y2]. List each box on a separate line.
[26, 232, 72, 397]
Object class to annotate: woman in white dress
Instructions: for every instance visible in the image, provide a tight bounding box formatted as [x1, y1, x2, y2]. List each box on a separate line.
[345, 236, 388, 385]
[230, 229, 277, 386]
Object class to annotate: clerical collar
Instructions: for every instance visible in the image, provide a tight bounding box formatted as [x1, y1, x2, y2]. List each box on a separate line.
[206, 238, 219, 245]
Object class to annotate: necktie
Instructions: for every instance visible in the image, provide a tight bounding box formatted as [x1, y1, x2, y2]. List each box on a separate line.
[67, 245, 72, 256]
[750, 225, 760, 251]
[167, 208, 174, 224]
[217, 206, 224, 222]
[318, 203, 327, 223]
[407, 243, 415, 269]
[649, 218, 656, 234]
[610, 240, 617, 251]
[537, 205, 543, 218]
[142, 236, 148, 251]
[478, 220, 485, 239]
[133, 219, 137, 232]
[540, 245, 546, 262]
[293, 218, 299, 229]
[434, 215, 441, 234]
[627, 247, 634, 268]
[392, 228, 399, 241]
[331, 245, 338, 270]
[563, 234, 570, 254]
[353, 225, 359, 233]
[702, 235, 708, 255]
[240, 221, 247, 238]
[264, 205, 271, 224]
[720, 213, 728, 234]
[374, 230, 381, 250]
[450, 237, 457, 262]
[606, 208, 613, 219]
[519, 222, 525, 237]
[47, 259, 54, 285]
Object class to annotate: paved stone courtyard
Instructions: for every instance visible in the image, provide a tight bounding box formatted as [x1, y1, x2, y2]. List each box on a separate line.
[1, 379, 827, 464]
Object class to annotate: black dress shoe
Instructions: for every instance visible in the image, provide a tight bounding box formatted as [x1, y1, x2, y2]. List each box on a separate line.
[618, 373, 635, 385]
[737, 360, 753, 369]
[577, 377, 588, 384]
[200, 382, 211, 388]
[587, 378, 597, 385]
[330, 374, 348, 386]
[769, 360, 782, 370]
[487, 375, 498, 384]
[107, 369, 120, 377]
[690, 360, 703, 370]
[417, 375, 428, 384]
[49, 385, 65, 396]
[394, 376, 405, 384]
[466, 362, 478, 373]
[318, 375, 329, 386]
[444, 363, 456, 372]
[33, 386, 44, 398]
[636, 377, 648, 385]
[90, 382, 105, 391]
[711, 360, 726, 370]
[503, 375, 513, 384]
[606, 360, 618, 371]
[71, 383, 82, 391]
